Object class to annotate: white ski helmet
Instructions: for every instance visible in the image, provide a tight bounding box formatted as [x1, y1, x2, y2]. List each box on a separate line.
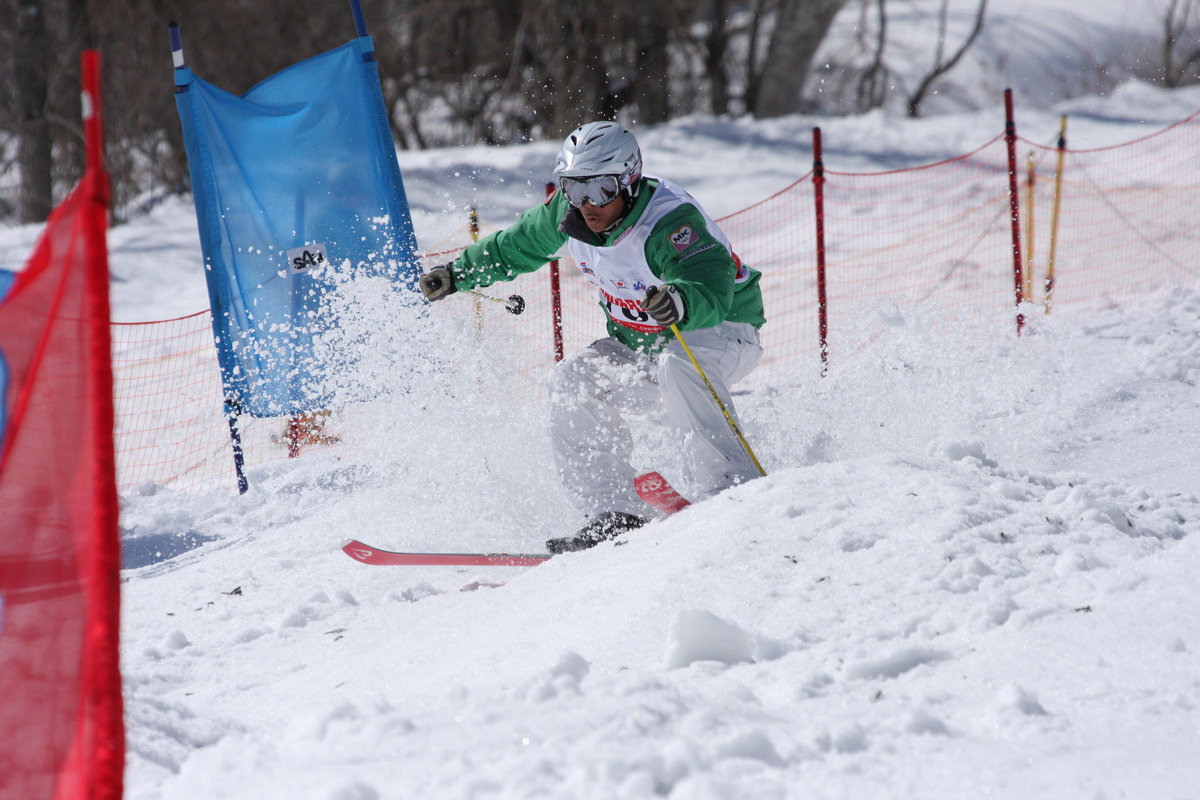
[554, 121, 643, 201]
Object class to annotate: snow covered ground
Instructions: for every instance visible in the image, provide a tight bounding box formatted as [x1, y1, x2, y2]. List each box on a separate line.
[106, 90, 1200, 799]
[2, 2, 1199, 798]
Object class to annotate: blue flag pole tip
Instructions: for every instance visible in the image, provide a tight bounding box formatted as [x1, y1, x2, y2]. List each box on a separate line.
[349, 0, 368, 37]
[169, 22, 184, 68]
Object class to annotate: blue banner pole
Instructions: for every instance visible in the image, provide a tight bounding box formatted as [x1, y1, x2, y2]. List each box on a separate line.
[169, 21, 186, 82]
[349, 0, 368, 38]
[170, 20, 250, 495]
[225, 400, 249, 495]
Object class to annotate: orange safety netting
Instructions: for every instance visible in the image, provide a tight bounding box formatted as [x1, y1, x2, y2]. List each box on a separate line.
[110, 108, 1200, 495]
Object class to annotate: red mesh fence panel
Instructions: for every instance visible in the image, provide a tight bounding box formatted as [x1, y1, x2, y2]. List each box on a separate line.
[112, 311, 224, 492]
[111, 311, 292, 494]
[0, 50, 123, 800]
[1017, 114, 1200, 309]
[717, 176, 819, 378]
[822, 136, 1020, 343]
[109, 108, 1200, 495]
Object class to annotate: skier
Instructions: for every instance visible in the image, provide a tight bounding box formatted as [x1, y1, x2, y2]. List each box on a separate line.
[419, 121, 765, 553]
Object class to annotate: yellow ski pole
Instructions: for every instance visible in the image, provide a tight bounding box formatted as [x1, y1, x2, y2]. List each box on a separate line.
[669, 323, 766, 477]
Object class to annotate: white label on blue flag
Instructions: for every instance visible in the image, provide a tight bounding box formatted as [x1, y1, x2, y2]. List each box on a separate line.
[287, 244, 328, 275]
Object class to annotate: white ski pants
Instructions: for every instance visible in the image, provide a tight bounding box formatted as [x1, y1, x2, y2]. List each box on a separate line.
[547, 321, 763, 517]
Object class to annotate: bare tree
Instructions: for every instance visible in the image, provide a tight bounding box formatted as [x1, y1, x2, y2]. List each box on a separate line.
[1, 0, 356, 223]
[752, 0, 848, 117]
[1162, 0, 1200, 87]
[629, 4, 673, 124]
[856, 0, 890, 112]
[700, 0, 734, 115]
[0, 0, 852, 223]
[14, 0, 53, 222]
[905, 0, 988, 117]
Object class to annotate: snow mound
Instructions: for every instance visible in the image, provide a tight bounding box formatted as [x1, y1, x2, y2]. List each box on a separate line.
[663, 609, 787, 669]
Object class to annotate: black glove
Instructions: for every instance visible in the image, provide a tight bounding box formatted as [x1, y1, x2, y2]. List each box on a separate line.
[642, 284, 686, 327]
[419, 264, 457, 302]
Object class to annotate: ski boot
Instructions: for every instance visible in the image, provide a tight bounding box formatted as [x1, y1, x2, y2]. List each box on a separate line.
[546, 511, 647, 554]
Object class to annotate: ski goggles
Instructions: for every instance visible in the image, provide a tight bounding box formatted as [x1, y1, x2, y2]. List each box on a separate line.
[560, 174, 622, 208]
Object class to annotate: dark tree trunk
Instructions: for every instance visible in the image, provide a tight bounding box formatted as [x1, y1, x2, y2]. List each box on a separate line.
[704, 0, 731, 115]
[632, 7, 671, 124]
[753, 0, 847, 118]
[16, 0, 53, 223]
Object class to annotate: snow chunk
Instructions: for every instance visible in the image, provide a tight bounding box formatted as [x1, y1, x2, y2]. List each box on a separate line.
[817, 723, 869, 754]
[397, 582, 442, 602]
[279, 605, 322, 629]
[936, 439, 999, 468]
[522, 651, 591, 703]
[713, 729, 785, 766]
[550, 650, 590, 683]
[844, 645, 949, 680]
[663, 609, 786, 670]
[907, 709, 950, 736]
[936, 556, 994, 594]
[233, 627, 266, 644]
[162, 629, 191, 651]
[996, 683, 1048, 716]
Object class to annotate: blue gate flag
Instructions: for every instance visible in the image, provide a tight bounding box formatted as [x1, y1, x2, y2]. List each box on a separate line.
[174, 35, 418, 417]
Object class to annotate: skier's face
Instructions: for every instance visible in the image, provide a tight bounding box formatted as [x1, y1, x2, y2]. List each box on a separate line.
[580, 195, 626, 233]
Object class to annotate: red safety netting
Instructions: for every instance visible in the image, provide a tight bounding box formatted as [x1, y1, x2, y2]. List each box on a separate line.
[1016, 115, 1200, 308]
[110, 311, 289, 494]
[109, 105, 1200, 495]
[821, 136, 1020, 343]
[715, 177, 819, 376]
[0, 50, 124, 800]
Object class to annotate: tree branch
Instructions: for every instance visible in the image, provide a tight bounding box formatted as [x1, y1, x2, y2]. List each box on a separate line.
[906, 0, 988, 117]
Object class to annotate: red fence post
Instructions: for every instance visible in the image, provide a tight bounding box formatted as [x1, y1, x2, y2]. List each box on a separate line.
[812, 127, 829, 374]
[0, 47, 124, 800]
[1004, 89, 1026, 335]
[546, 182, 564, 362]
[81, 48, 126, 800]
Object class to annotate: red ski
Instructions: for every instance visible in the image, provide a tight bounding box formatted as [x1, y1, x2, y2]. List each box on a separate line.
[341, 539, 551, 567]
[635, 471, 691, 515]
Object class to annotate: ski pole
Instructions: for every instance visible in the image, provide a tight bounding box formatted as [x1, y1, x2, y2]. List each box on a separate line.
[462, 289, 525, 315]
[669, 323, 766, 477]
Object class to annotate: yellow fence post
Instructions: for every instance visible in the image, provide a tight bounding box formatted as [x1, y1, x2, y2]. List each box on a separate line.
[1046, 115, 1067, 313]
[1024, 152, 1036, 303]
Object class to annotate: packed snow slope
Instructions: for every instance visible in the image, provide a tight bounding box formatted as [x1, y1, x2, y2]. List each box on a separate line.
[1, 10, 1198, 796]
[106, 86, 1200, 799]
[114, 289, 1200, 800]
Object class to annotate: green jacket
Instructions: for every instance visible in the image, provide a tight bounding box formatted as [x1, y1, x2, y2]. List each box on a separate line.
[451, 178, 765, 352]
